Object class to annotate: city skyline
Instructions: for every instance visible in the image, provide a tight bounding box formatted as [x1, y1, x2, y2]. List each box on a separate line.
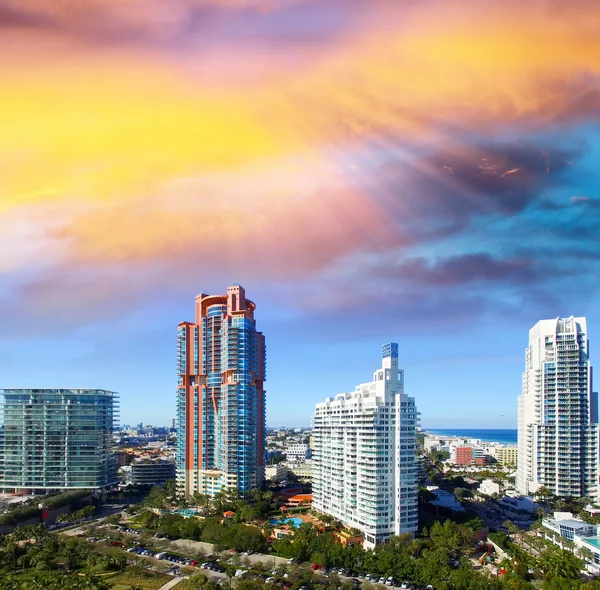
[1, 1, 599, 429]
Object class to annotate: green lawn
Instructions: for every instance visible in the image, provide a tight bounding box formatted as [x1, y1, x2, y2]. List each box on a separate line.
[107, 570, 171, 589]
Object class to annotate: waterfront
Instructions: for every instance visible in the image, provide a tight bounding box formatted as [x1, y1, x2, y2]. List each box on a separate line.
[425, 428, 517, 445]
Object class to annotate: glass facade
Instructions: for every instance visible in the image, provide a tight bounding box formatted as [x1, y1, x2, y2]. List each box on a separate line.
[177, 286, 266, 497]
[0, 389, 119, 491]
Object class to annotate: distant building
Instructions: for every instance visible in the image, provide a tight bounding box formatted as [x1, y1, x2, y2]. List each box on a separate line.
[177, 285, 266, 497]
[285, 443, 310, 462]
[452, 446, 473, 466]
[518, 317, 599, 500]
[0, 389, 119, 492]
[288, 460, 313, 482]
[265, 463, 287, 482]
[494, 446, 517, 467]
[313, 343, 419, 549]
[130, 461, 175, 486]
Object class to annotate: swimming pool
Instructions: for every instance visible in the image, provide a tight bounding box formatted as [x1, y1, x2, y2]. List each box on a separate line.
[583, 537, 600, 550]
[269, 517, 304, 527]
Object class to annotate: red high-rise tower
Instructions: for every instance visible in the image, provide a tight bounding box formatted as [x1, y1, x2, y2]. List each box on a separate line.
[176, 285, 266, 497]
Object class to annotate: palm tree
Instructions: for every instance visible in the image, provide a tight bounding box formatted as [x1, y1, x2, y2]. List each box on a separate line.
[503, 520, 521, 545]
[562, 538, 575, 554]
[249, 488, 264, 503]
[577, 545, 593, 565]
[538, 548, 581, 581]
[193, 493, 211, 515]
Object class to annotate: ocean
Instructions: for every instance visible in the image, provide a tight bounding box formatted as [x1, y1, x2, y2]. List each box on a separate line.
[425, 428, 518, 445]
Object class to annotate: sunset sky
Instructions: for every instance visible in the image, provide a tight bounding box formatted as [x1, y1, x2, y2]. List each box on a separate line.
[1, 0, 599, 428]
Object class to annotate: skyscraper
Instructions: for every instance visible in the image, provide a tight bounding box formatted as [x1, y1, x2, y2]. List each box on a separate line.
[312, 343, 419, 549]
[517, 317, 599, 501]
[177, 285, 266, 497]
[0, 389, 118, 492]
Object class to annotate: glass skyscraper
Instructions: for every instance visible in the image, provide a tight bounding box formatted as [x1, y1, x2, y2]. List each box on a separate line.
[0, 389, 118, 492]
[177, 284, 266, 497]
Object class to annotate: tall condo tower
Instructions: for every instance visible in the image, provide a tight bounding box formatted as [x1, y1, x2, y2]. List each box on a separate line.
[517, 317, 598, 500]
[312, 343, 419, 549]
[176, 285, 266, 497]
[0, 389, 118, 492]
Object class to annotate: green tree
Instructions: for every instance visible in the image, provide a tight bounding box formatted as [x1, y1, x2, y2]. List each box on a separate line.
[538, 548, 581, 582]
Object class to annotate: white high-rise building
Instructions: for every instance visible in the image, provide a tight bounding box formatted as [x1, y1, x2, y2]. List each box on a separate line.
[312, 343, 419, 549]
[517, 317, 599, 501]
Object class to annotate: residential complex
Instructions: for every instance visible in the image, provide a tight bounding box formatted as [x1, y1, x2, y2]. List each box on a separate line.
[425, 435, 499, 467]
[451, 446, 486, 466]
[176, 285, 266, 497]
[517, 317, 599, 500]
[493, 446, 517, 467]
[312, 343, 419, 549]
[0, 389, 118, 492]
[285, 443, 311, 462]
[542, 512, 600, 573]
[129, 461, 176, 486]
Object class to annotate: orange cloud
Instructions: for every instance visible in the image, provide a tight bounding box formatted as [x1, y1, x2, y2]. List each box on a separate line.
[1, 0, 600, 285]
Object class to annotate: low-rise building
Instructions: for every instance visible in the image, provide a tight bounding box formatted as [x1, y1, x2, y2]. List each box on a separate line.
[285, 443, 311, 462]
[452, 446, 474, 466]
[288, 460, 313, 482]
[426, 486, 465, 512]
[130, 461, 175, 486]
[479, 479, 501, 496]
[265, 463, 287, 482]
[494, 446, 518, 467]
[499, 491, 538, 515]
[542, 512, 600, 573]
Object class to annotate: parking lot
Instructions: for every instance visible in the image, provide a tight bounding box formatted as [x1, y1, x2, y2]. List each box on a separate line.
[64, 522, 434, 590]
